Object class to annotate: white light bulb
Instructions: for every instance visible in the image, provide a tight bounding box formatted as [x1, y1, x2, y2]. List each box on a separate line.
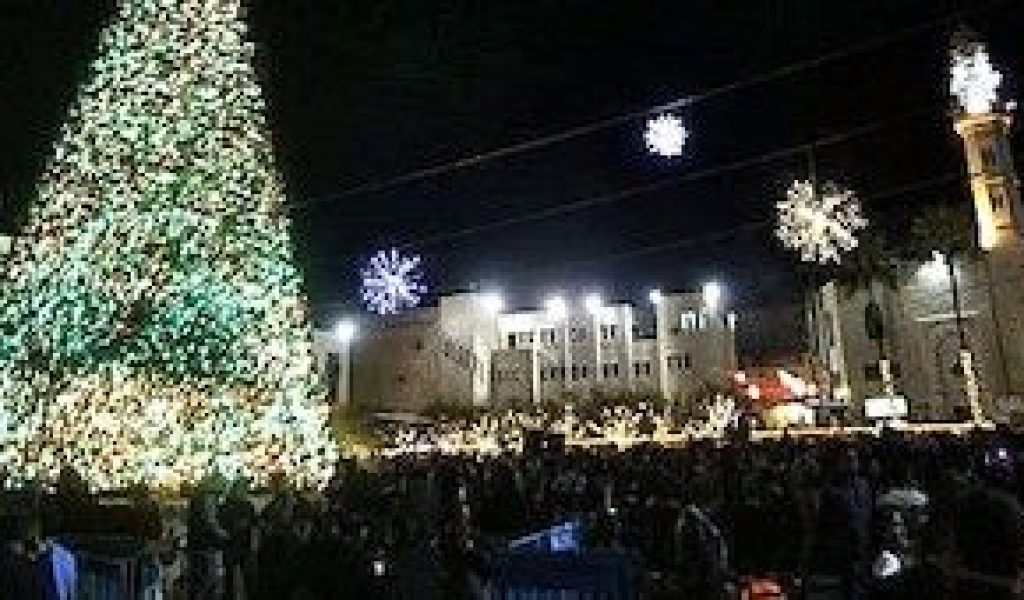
[545, 295, 567, 320]
[702, 281, 723, 312]
[335, 319, 357, 345]
[480, 292, 504, 315]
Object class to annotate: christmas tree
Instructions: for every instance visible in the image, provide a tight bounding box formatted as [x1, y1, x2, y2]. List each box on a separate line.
[0, 0, 337, 491]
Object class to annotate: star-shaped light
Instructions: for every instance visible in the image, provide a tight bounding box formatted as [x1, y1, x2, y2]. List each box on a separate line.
[775, 180, 867, 265]
[360, 248, 427, 315]
[951, 44, 1002, 115]
[643, 113, 688, 157]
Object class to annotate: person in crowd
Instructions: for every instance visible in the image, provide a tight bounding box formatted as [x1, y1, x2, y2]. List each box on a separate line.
[0, 511, 77, 600]
[0, 513, 47, 598]
[188, 488, 228, 600]
[220, 479, 257, 600]
[947, 462, 1024, 599]
[812, 445, 873, 600]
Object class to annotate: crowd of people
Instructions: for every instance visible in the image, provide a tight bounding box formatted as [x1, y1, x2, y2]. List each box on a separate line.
[2, 426, 1023, 599]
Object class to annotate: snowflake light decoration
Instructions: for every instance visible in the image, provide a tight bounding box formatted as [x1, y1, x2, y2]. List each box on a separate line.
[360, 248, 427, 315]
[950, 43, 1002, 115]
[643, 113, 688, 157]
[775, 180, 867, 265]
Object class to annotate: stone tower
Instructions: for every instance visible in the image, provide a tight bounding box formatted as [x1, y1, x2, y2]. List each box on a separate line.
[950, 31, 1024, 401]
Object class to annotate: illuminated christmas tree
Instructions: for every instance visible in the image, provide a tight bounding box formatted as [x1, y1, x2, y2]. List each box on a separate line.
[0, 0, 336, 491]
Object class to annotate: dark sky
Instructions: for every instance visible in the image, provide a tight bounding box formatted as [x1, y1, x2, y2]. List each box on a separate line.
[1, 0, 1022, 324]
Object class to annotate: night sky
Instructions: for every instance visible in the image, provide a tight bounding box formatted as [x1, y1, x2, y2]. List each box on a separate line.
[1, 0, 1022, 325]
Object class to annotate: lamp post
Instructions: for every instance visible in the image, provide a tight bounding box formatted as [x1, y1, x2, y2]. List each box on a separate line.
[334, 318, 357, 406]
[703, 281, 728, 384]
[942, 253, 983, 424]
[585, 293, 604, 386]
[546, 295, 569, 394]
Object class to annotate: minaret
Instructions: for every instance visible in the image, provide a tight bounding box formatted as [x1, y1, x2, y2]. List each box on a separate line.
[949, 29, 1024, 408]
[950, 31, 1022, 250]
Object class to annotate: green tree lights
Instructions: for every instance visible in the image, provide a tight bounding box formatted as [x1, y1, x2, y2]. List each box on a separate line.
[0, 0, 336, 491]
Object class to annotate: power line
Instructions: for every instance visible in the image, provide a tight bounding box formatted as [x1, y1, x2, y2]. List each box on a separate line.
[538, 169, 964, 271]
[402, 105, 942, 250]
[292, 2, 994, 211]
[314, 170, 964, 310]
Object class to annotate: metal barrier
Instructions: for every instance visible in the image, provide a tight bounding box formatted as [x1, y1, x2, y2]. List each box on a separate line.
[480, 550, 641, 600]
[76, 540, 168, 600]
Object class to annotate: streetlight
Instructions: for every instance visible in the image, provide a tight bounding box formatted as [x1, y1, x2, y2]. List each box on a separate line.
[546, 295, 570, 391]
[334, 318, 358, 406]
[481, 291, 505, 315]
[702, 281, 723, 312]
[335, 319, 358, 345]
[545, 295, 567, 321]
[702, 281, 728, 387]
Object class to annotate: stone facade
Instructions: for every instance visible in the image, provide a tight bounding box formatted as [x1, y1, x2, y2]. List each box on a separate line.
[809, 255, 1024, 421]
[316, 290, 737, 412]
[809, 96, 1024, 422]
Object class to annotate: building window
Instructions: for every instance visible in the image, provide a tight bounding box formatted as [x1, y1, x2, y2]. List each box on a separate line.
[541, 369, 548, 381]
[560, 366, 566, 380]
[981, 144, 998, 170]
[541, 328, 556, 344]
[611, 363, 620, 377]
[644, 361, 652, 376]
[633, 363, 641, 377]
[519, 331, 534, 345]
[602, 364, 609, 378]
[581, 365, 588, 379]
[681, 311, 697, 331]
[684, 353, 692, 369]
[571, 365, 579, 381]
[669, 326, 681, 336]
[990, 186, 1006, 211]
[415, 339, 424, 351]
[507, 334, 517, 349]
[570, 327, 587, 342]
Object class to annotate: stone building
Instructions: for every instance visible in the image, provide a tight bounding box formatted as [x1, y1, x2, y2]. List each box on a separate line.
[808, 35, 1024, 422]
[316, 289, 737, 412]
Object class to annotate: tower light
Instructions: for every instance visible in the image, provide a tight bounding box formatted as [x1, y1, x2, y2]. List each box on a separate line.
[335, 319, 358, 345]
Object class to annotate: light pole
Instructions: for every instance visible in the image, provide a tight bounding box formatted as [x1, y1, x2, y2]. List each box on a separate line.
[703, 281, 728, 385]
[585, 293, 604, 387]
[334, 318, 358, 406]
[942, 253, 983, 424]
[546, 295, 569, 396]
